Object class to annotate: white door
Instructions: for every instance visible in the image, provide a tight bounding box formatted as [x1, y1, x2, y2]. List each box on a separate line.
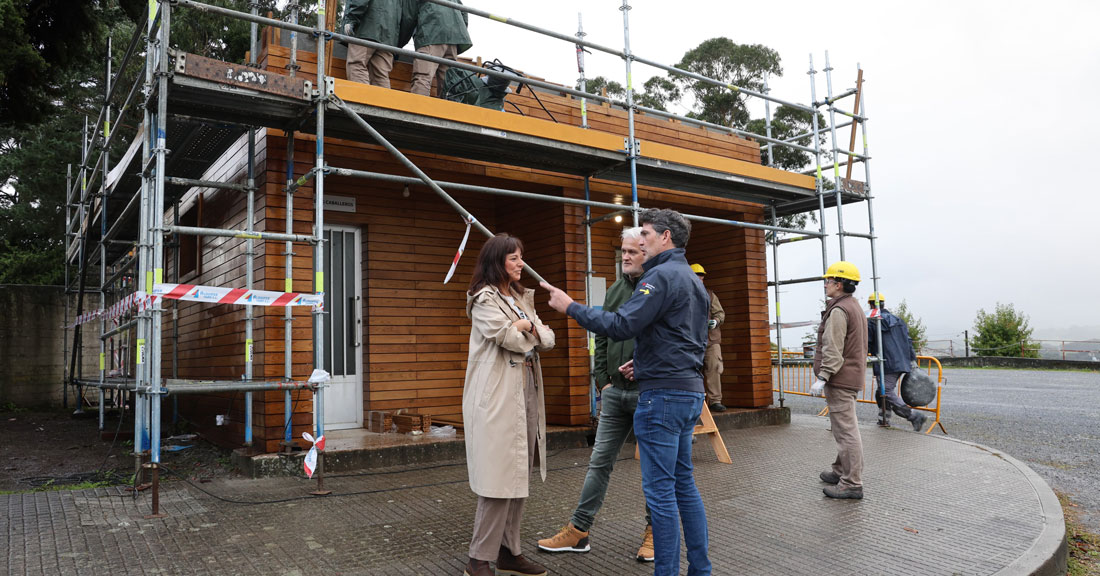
[321, 226, 363, 430]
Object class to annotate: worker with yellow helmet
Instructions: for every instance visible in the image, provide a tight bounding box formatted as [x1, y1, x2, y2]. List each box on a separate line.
[691, 264, 726, 412]
[866, 292, 927, 431]
[810, 261, 868, 499]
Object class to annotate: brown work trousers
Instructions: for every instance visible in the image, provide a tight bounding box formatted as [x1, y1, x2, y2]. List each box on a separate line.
[468, 365, 538, 561]
[703, 342, 723, 404]
[825, 385, 863, 490]
[346, 44, 394, 88]
[411, 43, 458, 97]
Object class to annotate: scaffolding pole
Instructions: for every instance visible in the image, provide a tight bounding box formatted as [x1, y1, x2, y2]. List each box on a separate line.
[584, 176, 597, 419]
[620, 0, 639, 226]
[284, 130, 297, 450]
[312, 4, 328, 479]
[808, 55, 830, 272]
[576, 14, 588, 130]
[824, 52, 846, 260]
[98, 35, 113, 431]
[147, 0, 172, 509]
[244, 0, 259, 451]
[859, 80, 888, 423]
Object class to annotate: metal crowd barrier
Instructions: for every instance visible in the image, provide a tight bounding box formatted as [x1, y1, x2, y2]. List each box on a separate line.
[772, 355, 947, 434]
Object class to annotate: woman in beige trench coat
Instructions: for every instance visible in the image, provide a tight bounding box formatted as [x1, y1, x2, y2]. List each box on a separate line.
[462, 234, 554, 576]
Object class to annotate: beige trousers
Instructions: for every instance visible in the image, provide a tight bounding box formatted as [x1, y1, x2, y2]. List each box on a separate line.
[703, 342, 723, 404]
[468, 365, 538, 560]
[411, 43, 458, 96]
[346, 44, 394, 88]
[825, 385, 863, 489]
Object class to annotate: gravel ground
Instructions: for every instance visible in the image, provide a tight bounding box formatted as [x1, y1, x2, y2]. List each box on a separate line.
[777, 367, 1100, 532]
[0, 409, 237, 493]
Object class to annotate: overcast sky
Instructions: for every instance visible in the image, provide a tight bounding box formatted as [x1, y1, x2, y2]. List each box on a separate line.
[459, 0, 1100, 346]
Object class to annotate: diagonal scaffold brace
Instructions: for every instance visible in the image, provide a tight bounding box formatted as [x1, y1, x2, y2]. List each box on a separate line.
[330, 95, 547, 285]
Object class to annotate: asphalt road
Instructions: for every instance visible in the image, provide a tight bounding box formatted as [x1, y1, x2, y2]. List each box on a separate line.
[776, 367, 1100, 531]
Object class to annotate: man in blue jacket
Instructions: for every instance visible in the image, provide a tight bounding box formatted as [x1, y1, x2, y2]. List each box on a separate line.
[867, 292, 927, 431]
[543, 208, 711, 576]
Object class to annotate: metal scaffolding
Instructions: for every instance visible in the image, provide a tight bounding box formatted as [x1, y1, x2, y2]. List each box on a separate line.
[63, 0, 886, 514]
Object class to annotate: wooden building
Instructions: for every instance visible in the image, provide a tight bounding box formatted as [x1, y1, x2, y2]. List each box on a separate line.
[158, 28, 816, 453]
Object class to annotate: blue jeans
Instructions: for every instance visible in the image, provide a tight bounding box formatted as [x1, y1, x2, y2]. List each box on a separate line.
[572, 386, 650, 531]
[634, 389, 710, 576]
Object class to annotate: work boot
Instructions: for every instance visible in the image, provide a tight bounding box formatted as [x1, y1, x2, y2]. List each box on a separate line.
[496, 546, 547, 576]
[636, 524, 654, 562]
[910, 411, 928, 432]
[819, 471, 840, 485]
[536, 523, 590, 553]
[463, 558, 492, 576]
[823, 485, 863, 499]
[709, 402, 727, 413]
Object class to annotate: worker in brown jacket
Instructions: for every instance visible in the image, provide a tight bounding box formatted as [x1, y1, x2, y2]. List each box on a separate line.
[692, 263, 726, 412]
[810, 261, 868, 500]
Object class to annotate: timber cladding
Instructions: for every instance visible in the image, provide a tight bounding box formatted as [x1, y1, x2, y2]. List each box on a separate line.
[165, 131, 775, 451]
[159, 39, 778, 452]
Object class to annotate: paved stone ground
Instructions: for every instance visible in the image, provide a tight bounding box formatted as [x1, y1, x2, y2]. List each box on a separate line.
[2, 414, 1060, 575]
[780, 367, 1100, 531]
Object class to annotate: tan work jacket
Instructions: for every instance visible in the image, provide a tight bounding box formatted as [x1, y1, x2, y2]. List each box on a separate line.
[707, 289, 725, 344]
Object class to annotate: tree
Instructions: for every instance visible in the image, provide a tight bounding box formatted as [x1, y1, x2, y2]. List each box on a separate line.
[576, 76, 626, 100]
[745, 105, 829, 172]
[893, 299, 927, 353]
[670, 38, 781, 129]
[972, 303, 1038, 358]
[1, 0, 290, 285]
[0, 0, 111, 127]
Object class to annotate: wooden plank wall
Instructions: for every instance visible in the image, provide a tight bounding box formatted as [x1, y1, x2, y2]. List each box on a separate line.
[682, 211, 774, 408]
[154, 37, 782, 450]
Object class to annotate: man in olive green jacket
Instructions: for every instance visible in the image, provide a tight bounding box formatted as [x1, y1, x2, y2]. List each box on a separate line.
[537, 227, 655, 563]
[410, 0, 472, 96]
[342, 0, 402, 87]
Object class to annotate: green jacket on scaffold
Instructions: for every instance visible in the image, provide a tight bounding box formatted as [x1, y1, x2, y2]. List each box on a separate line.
[412, 0, 471, 53]
[593, 274, 638, 390]
[342, 0, 401, 45]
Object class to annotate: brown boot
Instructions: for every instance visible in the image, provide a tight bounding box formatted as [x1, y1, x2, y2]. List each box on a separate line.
[536, 522, 590, 553]
[496, 546, 547, 576]
[463, 558, 492, 576]
[635, 524, 654, 562]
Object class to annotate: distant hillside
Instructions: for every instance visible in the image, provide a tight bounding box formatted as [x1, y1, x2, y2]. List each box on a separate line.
[1038, 341, 1100, 362]
[1034, 325, 1100, 342]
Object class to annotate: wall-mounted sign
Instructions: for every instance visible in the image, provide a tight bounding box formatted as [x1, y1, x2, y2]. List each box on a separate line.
[324, 195, 356, 213]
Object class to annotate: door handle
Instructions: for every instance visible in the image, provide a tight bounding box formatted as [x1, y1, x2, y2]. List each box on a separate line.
[348, 295, 362, 347]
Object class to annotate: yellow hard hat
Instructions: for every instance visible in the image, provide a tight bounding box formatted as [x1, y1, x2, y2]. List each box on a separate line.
[867, 291, 885, 304]
[822, 261, 861, 282]
[691, 263, 706, 275]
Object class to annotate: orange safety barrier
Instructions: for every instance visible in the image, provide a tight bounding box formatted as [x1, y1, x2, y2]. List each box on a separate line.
[772, 355, 947, 435]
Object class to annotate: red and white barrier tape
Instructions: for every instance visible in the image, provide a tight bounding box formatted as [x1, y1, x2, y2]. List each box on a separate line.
[152, 283, 324, 308]
[444, 216, 476, 284]
[67, 284, 324, 328]
[302, 432, 326, 479]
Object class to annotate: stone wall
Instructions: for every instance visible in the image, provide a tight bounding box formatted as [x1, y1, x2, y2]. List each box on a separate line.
[938, 356, 1100, 371]
[0, 285, 99, 408]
